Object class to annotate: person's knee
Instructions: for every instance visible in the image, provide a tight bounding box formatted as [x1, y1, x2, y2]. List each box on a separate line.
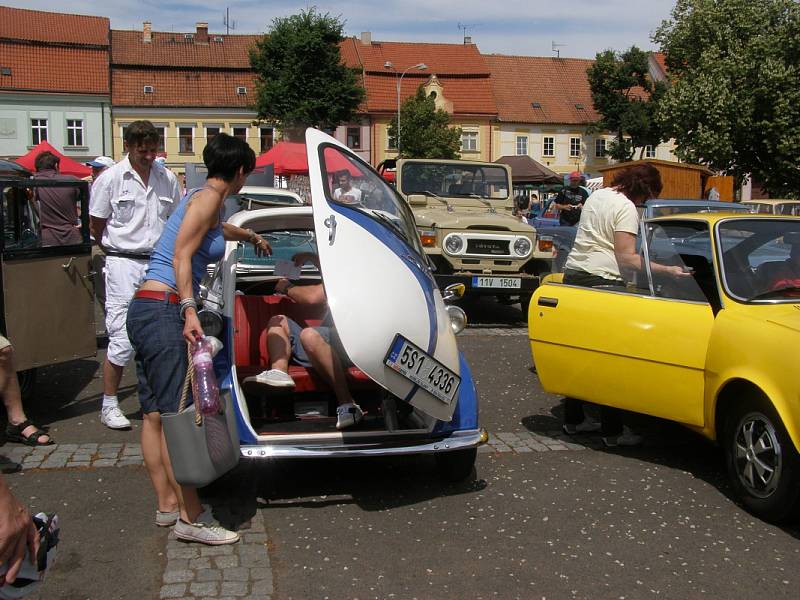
[267, 315, 290, 334]
[299, 328, 327, 356]
[0, 346, 14, 374]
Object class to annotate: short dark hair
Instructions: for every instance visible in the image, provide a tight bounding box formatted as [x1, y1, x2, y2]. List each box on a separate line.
[337, 170, 351, 181]
[124, 120, 160, 148]
[35, 151, 59, 172]
[203, 133, 255, 182]
[611, 163, 663, 201]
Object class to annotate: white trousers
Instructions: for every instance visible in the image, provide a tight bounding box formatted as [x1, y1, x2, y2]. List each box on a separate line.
[104, 256, 149, 367]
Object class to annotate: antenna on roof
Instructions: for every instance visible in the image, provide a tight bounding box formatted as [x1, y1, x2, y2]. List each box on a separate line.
[458, 22, 479, 45]
[552, 41, 566, 58]
[223, 7, 237, 35]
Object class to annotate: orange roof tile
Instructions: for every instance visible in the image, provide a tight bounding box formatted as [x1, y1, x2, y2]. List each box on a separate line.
[112, 30, 260, 69]
[112, 69, 257, 108]
[0, 43, 108, 95]
[485, 54, 600, 125]
[0, 6, 108, 46]
[342, 38, 496, 117]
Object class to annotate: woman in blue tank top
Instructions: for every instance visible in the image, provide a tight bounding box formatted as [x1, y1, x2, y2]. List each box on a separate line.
[126, 134, 271, 546]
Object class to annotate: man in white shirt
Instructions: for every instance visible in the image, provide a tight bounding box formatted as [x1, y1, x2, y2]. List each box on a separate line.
[332, 171, 361, 204]
[89, 121, 181, 429]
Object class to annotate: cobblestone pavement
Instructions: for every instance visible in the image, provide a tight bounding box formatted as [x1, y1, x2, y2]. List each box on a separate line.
[160, 509, 273, 600]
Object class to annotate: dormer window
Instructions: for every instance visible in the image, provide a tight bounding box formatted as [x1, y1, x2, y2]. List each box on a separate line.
[184, 33, 194, 40]
[236, 86, 247, 95]
[143, 85, 154, 94]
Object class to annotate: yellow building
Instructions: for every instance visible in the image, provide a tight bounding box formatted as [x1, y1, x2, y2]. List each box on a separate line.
[484, 54, 677, 177]
[111, 22, 274, 173]
[339, 35, 498, 165]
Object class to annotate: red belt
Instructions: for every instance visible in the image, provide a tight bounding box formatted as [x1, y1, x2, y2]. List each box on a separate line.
[133, 290, 180, 304]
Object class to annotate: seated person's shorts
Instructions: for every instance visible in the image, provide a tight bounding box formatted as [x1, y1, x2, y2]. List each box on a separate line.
[285, 318, 351, 368]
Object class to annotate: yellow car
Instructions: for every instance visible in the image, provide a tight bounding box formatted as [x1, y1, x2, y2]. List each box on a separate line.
[529, 213, 800, 522]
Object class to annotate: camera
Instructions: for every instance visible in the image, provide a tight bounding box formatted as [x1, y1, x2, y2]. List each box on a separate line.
[0, 513, 59, 599]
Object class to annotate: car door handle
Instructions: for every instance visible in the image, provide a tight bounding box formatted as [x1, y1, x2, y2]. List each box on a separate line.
[537, 297, 558, 307]
[324, 215, 337, 245]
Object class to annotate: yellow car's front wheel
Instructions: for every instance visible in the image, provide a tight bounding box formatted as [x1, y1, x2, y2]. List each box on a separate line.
[724, 397, 800, 523]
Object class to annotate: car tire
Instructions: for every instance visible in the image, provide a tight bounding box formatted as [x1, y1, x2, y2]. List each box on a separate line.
[435, 447, 477, 482]
[519, 294, 533, 318]
[723, 397, 800, 523]
[17, 368, 36, 403]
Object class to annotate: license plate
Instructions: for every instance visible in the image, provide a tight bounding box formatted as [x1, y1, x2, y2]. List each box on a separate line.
[471, 276, 521, 289]
[384, 335, 460, 405]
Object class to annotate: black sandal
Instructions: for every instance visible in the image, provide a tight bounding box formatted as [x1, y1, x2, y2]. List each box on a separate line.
[5, 420, 54, 446]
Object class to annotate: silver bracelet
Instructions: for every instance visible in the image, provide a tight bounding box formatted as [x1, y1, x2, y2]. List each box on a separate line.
[179, 298, 198, 320]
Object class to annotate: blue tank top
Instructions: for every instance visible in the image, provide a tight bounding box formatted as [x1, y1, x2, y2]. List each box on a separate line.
[145, 188, 226, 293]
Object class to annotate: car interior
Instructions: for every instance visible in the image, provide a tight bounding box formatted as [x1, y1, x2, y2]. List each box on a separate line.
[226, 214, 434, 438]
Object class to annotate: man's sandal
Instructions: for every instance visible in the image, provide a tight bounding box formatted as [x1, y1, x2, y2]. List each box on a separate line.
[5, 420, 54, 446]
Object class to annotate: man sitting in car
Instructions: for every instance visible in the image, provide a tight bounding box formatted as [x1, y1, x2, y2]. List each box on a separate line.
[246, 252, 363, 430]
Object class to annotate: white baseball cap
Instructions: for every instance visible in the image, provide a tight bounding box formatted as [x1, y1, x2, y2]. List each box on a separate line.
[86, 156, 115, 169]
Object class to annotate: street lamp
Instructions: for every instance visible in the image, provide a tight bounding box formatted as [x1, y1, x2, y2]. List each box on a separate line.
[384, 61, 427, 155]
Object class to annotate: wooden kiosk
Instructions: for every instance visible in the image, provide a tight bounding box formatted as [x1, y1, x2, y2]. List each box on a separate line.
[599, 159, 733, 201]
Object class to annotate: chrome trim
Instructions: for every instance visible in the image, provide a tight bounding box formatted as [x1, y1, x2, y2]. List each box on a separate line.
[239, 429, 484, 459]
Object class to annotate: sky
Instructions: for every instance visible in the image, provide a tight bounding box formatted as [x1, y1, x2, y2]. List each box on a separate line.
[7, 0, 677, 58]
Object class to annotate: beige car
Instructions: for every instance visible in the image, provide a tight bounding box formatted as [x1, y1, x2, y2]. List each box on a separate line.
[394, 159, 550, 309]
[1, 169, 96, 396]
[742, 198, 800, 216]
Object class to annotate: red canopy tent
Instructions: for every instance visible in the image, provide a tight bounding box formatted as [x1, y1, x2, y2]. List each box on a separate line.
[15, 141, 92, 178]
[255, 142, 361, 176]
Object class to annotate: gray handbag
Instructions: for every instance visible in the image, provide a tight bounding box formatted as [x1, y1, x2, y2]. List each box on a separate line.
[161, 347, 240, 488]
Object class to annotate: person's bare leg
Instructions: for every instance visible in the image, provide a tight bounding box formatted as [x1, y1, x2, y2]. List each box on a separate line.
[158, 429, 203, 523]
[266, 316, 291, 372]
[299, 329, 353, 405]
[103, 359, 124, 396]
[141, 412, 178, 513]
[0, 347, 49, 444]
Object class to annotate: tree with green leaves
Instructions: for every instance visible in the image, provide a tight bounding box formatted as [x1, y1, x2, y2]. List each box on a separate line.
[386, 86, 462, 159]
[654, 0, 800, 195]
[249, 8, 365, 135]
[587, 46, 667, 162]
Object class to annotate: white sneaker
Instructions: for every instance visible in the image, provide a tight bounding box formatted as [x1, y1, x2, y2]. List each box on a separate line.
[603, 426, 643, 447]
[244, 369, 295, 388]
[336, 403, 364, 430]
[173, 509, 239, 545]
[100, 406, 131, 430]
[562, 418, 601, 435]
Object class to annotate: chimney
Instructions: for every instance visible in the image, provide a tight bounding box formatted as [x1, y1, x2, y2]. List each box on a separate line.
[360, 31, 372, 46]
[196, 22, 209, 44]
[143, 21, 152, 43]
[464, 35, 472, 45]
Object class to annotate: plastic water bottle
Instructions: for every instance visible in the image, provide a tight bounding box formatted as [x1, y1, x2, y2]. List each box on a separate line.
[191, 337, 220, 415]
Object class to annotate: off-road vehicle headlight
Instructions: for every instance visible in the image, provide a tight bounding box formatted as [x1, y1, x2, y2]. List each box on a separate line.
[444, 234, 464, 255]
[513, 237, 532, 257]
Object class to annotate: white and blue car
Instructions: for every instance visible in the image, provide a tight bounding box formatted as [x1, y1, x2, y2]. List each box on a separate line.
[198, 129, 486, 480]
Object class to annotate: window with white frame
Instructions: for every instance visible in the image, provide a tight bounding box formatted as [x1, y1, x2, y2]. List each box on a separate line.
[178, 126, 193, 153]
[232, 126, 247, 141]
[31, 118, 48, 145]
[542, 136, 554, 157]
[259, 127, 274, 152]
[66, 119, 84, 147]
[569, 137, 581, 158]
[516, 136, 528, 156]
[595, 138, 607, 157]
[644, 144, 656, 158]
[461, 131, 478, 152]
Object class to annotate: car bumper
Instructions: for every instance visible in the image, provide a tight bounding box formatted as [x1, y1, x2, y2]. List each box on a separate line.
[239, 428, 488, 459]
[434, 274, 540, 296]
